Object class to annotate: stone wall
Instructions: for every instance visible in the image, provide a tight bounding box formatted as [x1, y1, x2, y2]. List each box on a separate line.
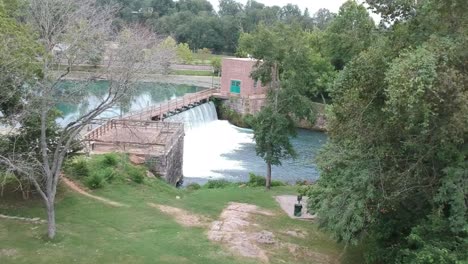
[220, 96, 327, 131]
[145, 129, 184, 185]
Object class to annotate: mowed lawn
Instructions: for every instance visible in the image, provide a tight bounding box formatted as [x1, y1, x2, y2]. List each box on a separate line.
[0, 179, 363, 264]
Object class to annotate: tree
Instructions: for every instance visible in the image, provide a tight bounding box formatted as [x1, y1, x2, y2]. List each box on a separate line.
[210, 57, 221, 76]
[0, 0, 39, 117]
[151, 0, 175, 17]
[312, 8, 335, 30]
[279, 4, 301, 24]
[307, 0, 467, 261]
[324, 0, 375, 69]
[176, 42, 193, 63]
[218, 0, 243, 17]
[252, 104, 296, 190]
[196, 48, 211, 62]
[239, 25, 296, 189]
[176, 0, 213, 14]
[0, 0, 173, 239]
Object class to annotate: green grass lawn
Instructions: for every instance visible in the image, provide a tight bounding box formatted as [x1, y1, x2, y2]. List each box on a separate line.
[0, 156, 363, 264]
[171, 69, 215, 76]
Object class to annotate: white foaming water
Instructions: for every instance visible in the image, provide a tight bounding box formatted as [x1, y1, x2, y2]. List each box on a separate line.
[165, 102, 218, 131]
[166, 102, 254, 179]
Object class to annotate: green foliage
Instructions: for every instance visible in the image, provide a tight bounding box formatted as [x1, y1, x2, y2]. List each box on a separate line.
[247, 173, 266, 186]
[115, 0, 326, 54]
[161, 36, 177, 48]
[309, 1, 468, 262]
[205, 179, 232, 189]
[176, 43, 193, 63]
[67, 158, 90, 178]
[85, 172, 106, 189]
[102, 153, 118, 167]
[216, 103, 252, 128]
[0, 0, 41, 116]
[238, 23, 333, 118]
[324, 0, 375, 70]
[101, 168, 117, 183]
[252, 105, 297, 167]
[128, 167, 145, 184]
[186, 182, 201, 190]
[196, 48, 211, 61]
[247, 173, 286, 187]
[210, 57, 221, 76]
[66, 154, 147, 187]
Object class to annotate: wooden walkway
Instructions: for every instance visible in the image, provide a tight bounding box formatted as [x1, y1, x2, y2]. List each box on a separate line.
[83, 88, 220, 152]
[124, 88, 219, 121]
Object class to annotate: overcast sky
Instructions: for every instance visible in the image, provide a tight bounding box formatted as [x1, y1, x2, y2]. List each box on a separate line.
[208, 0, 351, 13]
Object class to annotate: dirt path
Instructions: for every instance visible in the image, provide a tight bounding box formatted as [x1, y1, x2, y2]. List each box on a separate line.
[208, 202, 275, 263]
[0, 214, 46, 224]
[148, 203, 209, 227]
[275, 195, 316, 220]
[62, 177, 126, 207]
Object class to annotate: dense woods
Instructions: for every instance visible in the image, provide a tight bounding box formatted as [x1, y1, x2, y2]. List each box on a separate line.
[99, 0, 333, 53]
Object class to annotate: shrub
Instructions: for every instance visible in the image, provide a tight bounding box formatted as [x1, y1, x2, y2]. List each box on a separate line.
[298, 185, 313, 196]
[128, 167, 145, 184]
[248, 173, 266, 187]
[271, 180, 286, 187]
[101, 168, 116, 183]
[248, 173, 286, 187]
[72, 159, 90, 178]
[85, 172, 106, 189]
[102, 153, 118, 167]
[205, 179, 231, 189]
[186, 183, 201, 191]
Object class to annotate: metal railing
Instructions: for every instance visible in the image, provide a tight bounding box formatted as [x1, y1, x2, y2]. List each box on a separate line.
[124, 88, 219, 120]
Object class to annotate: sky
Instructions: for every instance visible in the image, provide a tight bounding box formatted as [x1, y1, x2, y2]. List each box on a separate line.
[208, 0, 351, 14]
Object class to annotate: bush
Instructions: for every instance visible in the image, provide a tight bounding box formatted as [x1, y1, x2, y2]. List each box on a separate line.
[186, 183, 201, 191]
[217, 104, 253, 129]
[128, 167, 145, 184]
[85, 172, 106, 189]
[71, 158, 90, 178]
[248, 173, 266, 187]
[102, 153, 118, 167]
[271, 180, 286, 187]
[100, 168, 116, 183]
[205, 179, 231, 189]
[248, 173, 286, 187]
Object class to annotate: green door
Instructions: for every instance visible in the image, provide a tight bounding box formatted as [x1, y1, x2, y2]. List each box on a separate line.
[230, 80, 241, 94]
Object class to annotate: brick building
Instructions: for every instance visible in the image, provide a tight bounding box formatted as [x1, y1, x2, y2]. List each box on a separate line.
[220, 58, 268, 114]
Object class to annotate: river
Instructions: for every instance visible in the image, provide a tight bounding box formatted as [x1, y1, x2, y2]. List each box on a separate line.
[58, 81, 326, 185]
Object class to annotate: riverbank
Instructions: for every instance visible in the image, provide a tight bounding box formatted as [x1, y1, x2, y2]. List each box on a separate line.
[213, 98, 327, 132]
[62, 71, 220, 89]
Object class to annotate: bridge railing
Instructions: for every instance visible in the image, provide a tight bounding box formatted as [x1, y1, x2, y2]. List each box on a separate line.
[84, 120, 183, 141]
[84, 88, 216, 141]
[124, 88, 218, 120]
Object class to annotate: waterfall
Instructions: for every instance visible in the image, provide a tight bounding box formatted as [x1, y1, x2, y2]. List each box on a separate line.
[165, 101, 218, 130]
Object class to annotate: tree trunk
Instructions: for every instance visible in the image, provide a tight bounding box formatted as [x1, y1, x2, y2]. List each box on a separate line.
[320, 93, 327, 105]
[266, 162, 272, 190]
[46, 201, 56, 239]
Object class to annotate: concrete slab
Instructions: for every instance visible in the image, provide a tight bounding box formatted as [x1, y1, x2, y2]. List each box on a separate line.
[275, 195, 316, 220]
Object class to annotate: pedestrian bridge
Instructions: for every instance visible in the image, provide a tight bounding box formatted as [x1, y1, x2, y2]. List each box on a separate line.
[82, 88, 221, 184]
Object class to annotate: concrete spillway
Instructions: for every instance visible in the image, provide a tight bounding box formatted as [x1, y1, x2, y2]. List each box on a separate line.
[165, 101, 218, 131]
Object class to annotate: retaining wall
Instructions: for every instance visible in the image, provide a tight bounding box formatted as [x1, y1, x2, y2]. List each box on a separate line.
[145, 129, 184, 185]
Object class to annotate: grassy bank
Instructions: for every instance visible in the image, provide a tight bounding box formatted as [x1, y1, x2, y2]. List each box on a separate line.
[172, 69, 215, 76]
[0, 155, 362, 264]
